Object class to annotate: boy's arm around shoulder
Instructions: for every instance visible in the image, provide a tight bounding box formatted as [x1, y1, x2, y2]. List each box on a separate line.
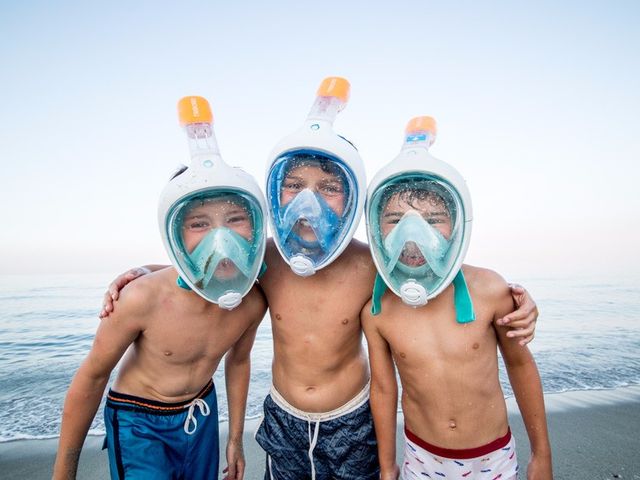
[486, 270, 553, 479]
[53, 279, 154, 479]
[361, 300, 400, 480]
[100, 264, 169, 318]
[223, 288, 267, 480]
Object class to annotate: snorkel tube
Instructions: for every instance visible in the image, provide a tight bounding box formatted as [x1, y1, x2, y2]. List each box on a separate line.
[366, 116, 473, 307]
[266, 77, 366, 276]
[158, 96, 267, 310]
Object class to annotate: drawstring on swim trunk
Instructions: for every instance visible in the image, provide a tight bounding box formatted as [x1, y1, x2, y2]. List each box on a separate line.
[267, 383, 371, 479]
[307, 418, 320, 480]
[183, 398, 210, 435]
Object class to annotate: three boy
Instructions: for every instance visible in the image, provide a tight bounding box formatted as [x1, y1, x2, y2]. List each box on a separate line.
[101, 158, 540, 479]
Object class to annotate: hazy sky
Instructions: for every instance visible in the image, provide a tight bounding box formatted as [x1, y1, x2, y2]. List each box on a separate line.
[1, 1, 638, 279]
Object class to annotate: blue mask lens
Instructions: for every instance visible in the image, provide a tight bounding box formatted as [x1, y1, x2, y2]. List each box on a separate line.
[165, 190, 265, 307]
[279, 188, 341, 251]
[267, 151, 359, 272]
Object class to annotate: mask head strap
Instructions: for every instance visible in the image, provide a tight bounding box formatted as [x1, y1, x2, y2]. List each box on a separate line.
[370, 269, 475, 323]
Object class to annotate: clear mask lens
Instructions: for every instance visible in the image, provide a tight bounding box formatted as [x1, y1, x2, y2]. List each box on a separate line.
[383, 211, 451, 278]
[369, 175, 465, 298]
[166, 191, 265, 304]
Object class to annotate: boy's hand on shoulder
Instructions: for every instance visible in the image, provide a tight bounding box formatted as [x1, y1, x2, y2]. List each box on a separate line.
[469, 267, 539, 346]
[496, 283, 539, 346]
[100, 266, 152, 318]
[107, 272, 156, 317]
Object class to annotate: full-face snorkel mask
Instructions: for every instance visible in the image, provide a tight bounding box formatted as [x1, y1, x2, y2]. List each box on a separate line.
[366, 117, 473, 314]
[158, 96, 267, 310]
[266, 77, 365, 276]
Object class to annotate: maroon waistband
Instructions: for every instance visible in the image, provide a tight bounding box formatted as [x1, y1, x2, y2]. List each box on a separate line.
[404, 425, 512, 460]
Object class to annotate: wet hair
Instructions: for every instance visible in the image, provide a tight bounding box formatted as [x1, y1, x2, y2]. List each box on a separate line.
[168, 165, 253, 224]
[183, 193, 252, 220]
[283, 153, 346, 182]
[379, 178, 455, 221]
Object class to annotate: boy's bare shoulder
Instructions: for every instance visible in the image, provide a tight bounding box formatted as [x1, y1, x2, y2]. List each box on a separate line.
[117, 267, 176, 317]
[361, 290, 400, 330]
[463, 264, 509, 296]
[262, 237, 288, 277]
[360, 298, 378, 335]
[237, 285, 268, 321]
[462, 265, 513, 320]
[345, 238, 372, 258]
[265, 237, 279, 258]
[341, 239, 377, 274]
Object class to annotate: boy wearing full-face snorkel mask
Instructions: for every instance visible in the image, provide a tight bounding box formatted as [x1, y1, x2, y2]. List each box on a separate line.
[53, 97, 268, 480]
[362, 117, 552, 480]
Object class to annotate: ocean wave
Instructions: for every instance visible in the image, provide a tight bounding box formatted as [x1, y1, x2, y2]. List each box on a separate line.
[3, 383, 640, 443]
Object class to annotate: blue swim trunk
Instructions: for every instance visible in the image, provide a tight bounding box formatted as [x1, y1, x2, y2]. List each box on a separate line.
[255, 384, 379, 480]
[103, 380, 218, 480]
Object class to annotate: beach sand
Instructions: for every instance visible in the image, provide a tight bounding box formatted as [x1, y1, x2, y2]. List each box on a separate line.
[2, 386, 639, 479]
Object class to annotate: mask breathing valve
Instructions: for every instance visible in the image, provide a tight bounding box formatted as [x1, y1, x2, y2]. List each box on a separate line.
[290, 255, 316, 277]
[218, 292, 243, 310]
[400, 281, 428, 307]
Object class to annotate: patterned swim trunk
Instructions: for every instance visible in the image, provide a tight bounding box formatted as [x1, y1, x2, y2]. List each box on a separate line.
[255, 384, 380, 480]
[402, 426, 518, 480]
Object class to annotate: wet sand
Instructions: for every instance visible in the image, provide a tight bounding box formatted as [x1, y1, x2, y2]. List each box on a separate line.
[2, 386, 639, 479]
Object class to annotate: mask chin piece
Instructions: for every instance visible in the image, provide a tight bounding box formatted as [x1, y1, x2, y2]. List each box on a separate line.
[218, 292, 243, 310]
[400, 281, 428, 307]
[290, 255, 316, 277]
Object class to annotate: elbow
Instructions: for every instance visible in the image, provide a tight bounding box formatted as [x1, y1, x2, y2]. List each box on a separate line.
[225, 353, 250, 372]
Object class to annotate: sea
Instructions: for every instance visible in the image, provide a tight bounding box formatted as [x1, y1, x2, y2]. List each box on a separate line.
[0, 273, 639, 442]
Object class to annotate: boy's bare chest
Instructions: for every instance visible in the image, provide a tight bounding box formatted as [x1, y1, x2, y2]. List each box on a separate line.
[139, 311, 239, 364]
[266, 268, 369, 323]
[385, 309, 496, 366]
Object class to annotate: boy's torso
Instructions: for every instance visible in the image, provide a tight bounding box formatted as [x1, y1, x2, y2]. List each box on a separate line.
[378, 265, 510, 449]
[260, 238, 377, 413]
[113, 267, 260, 403]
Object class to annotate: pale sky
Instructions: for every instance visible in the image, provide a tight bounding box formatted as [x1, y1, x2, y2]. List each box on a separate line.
[1, 1, 638, 279]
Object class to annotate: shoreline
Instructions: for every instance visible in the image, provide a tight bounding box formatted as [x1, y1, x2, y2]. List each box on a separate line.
[2, 386, 639, 479]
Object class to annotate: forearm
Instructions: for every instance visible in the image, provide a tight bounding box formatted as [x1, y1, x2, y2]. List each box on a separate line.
[53, 369, 110, 479]
[225, 356, 250, 445]
[507, 359, 551, 456]
[370, 380, 398, 475]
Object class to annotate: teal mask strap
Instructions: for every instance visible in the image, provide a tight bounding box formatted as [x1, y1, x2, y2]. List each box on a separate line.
[258, 261, 267, 279]
[176, 276, 192, 291]
[370, 270, 475, 323]
[453, 270, 475, 323]
[371, 273, 388, 316]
